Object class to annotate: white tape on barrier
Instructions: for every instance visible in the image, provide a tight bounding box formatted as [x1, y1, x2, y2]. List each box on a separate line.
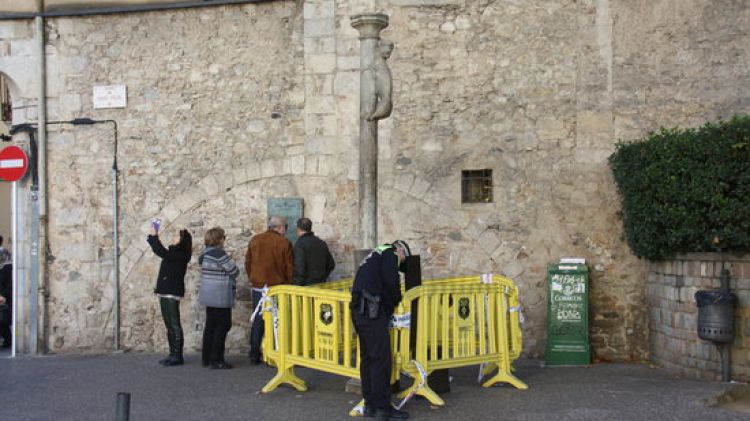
[249, 285, 270, 324]
[389, 313, 411, 329]
[509, 305, 524, 324]
[396, 360, 427, 410]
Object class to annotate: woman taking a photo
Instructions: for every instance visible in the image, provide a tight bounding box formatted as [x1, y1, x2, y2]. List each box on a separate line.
[199, 227, 240, 369]
[147, 225, 192, 366]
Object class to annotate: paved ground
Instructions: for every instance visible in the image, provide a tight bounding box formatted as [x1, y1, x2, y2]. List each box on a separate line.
[1, 351, 748, 421]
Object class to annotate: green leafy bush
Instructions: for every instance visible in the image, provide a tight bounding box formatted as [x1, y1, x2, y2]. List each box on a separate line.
[609, 115, 750, 260]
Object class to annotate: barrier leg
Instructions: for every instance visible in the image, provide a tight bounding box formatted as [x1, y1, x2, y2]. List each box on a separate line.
[349, 399, 366, 417]
[481, 355, 527, 390]
[397, 378, 444, 407]
[261, 364, 308, 393]
[396, 364, 445, 407]
[482, 370, 527, 389]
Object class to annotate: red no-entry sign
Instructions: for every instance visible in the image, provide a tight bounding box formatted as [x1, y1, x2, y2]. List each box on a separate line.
[0, 145, 29, 182]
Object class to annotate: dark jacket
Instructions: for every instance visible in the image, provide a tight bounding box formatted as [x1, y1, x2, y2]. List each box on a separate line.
[245, 230, 294, 288]
[293, 232, 335, 286]
[351, 245, 402, 315]
[147, 235, 191, 297]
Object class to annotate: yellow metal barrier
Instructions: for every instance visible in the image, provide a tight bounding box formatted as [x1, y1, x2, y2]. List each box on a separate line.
[396, 276, 527, 407]
[259, 275, 527, 412]
[260, 285, 401, 394]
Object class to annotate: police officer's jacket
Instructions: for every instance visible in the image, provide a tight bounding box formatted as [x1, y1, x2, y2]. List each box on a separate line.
[351, 245, 402, 315]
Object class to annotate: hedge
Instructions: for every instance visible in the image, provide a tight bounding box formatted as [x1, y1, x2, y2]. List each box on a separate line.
[608, 115, 750, 260]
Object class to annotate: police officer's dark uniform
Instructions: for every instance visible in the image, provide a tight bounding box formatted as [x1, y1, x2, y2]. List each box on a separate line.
[351, 241, 410, 420]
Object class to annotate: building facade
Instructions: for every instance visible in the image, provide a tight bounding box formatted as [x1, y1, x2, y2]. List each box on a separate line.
[0, 0, 747, 359]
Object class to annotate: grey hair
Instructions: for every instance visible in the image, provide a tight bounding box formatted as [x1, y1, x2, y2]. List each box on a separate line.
[268, 215, 287, 229]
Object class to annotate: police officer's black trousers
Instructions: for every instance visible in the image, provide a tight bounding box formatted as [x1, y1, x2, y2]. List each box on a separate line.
[353, 311, 392, 409]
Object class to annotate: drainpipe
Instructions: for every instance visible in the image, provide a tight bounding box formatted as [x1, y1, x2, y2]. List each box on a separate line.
[35, 0, 48, 355]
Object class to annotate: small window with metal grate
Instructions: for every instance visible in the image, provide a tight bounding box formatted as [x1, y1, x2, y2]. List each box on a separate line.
[461, 169, 493, 203]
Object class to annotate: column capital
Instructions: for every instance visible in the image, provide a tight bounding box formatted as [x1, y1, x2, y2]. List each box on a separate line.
[350, 13, 389, 40]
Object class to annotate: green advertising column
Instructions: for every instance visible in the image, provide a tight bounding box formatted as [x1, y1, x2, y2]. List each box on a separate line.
[545, 263, 590, 365]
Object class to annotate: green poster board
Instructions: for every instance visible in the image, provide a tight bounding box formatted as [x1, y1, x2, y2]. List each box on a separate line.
[545, 263, 590, 365]
[267, 198, 304, 245]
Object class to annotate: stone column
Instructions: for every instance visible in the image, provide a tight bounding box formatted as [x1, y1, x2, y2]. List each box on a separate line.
[351, 13, 388, 250]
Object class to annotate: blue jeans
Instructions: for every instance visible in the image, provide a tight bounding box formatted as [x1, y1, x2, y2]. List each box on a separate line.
[250, 289, 265, 359]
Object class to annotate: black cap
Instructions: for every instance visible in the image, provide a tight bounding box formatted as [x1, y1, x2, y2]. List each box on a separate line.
[392, 240, 411, 257]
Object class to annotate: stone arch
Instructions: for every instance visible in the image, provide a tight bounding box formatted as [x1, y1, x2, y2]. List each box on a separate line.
[381, 172, 508, 275]
[118, 155, 334, 284]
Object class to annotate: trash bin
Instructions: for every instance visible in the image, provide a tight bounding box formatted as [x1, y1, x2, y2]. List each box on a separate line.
[695, 290, 736, 343]
[545, 262, 590, 365]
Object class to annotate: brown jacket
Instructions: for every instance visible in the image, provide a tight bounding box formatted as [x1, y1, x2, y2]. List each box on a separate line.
[245, 229, 294, 288]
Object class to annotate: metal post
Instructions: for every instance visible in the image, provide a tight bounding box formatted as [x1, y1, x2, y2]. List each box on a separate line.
[719, 268, 731, 383]
[115, 392, 130, 421]
[34, 12, 48, 356]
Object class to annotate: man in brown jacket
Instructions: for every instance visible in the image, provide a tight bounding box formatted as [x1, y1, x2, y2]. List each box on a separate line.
[245, 215, 294, 364]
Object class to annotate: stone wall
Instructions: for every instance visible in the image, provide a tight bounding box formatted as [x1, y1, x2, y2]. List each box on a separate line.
[0, 0, 747, 359]
[648, 254, 750, 382]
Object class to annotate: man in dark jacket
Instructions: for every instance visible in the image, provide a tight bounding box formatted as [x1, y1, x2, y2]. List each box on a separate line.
[293, 218, 335, 286]
[351, 240, 411, 420]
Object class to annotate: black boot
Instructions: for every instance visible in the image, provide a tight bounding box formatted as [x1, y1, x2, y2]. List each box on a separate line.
[159, 329, 175, 365]
[160, 298, 184, 367]
[375, 407, 409, 420]
[163, 353, 184, 366]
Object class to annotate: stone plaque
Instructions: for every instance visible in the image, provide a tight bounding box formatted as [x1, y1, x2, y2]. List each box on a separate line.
[267, 197, 304, 244]
[93, 85, 127, 109]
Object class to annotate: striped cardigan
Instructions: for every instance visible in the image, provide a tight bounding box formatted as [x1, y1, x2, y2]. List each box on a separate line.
[198, 246, 240, 308]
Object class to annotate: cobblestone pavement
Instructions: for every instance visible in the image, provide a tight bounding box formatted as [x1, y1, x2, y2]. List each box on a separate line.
[1, 352, 747, 420]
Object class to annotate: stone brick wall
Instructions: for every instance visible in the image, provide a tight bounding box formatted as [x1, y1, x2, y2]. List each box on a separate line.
[0, 0, 747, 359]
[648, 254, 750, 381]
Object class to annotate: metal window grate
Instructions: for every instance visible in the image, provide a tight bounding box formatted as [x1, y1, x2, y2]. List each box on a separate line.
[462, 169, 493, 203]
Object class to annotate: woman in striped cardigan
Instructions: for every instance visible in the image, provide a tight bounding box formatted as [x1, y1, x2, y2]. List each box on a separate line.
[198, 227, 240, 369]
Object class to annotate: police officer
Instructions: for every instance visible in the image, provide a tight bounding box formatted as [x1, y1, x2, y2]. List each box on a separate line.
[351, 240, 411, 420]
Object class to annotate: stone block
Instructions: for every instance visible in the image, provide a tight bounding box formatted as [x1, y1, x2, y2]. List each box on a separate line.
[198, 176, 220, 197]
[309, 194, 326, 223]
[409, 177, 431, 200]
[303, 1, 335, 20]
[216, 171, 236, 192]
[318, 155, 333, 176]
[173, 193, 194, 213]
[303, 18, 335, 38]
[305, 155, 318, 175]
[394, 173, 415, 193]
[246, 163, 261, 181]
[161, 203, 180, 225]
[536, 117, 568, 140]
[577, 111, 613, 134]
[232, 167, 249, 185]
[391, 0, 465, 6]
[290, 155, 305, 175]
[10, 38, 34, 57]
[306, 53, 337, 74]
[337, 55, 359, 71]
[304, 36, 336, 54]
[306, 95, 335, 112]
[261, 160, 276, 178]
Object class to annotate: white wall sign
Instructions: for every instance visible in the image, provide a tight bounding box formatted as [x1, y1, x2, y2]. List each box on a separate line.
[93, 85, 127, 109]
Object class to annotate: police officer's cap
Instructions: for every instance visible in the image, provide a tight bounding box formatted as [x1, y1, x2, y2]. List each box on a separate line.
[392, 240, 411, 257]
